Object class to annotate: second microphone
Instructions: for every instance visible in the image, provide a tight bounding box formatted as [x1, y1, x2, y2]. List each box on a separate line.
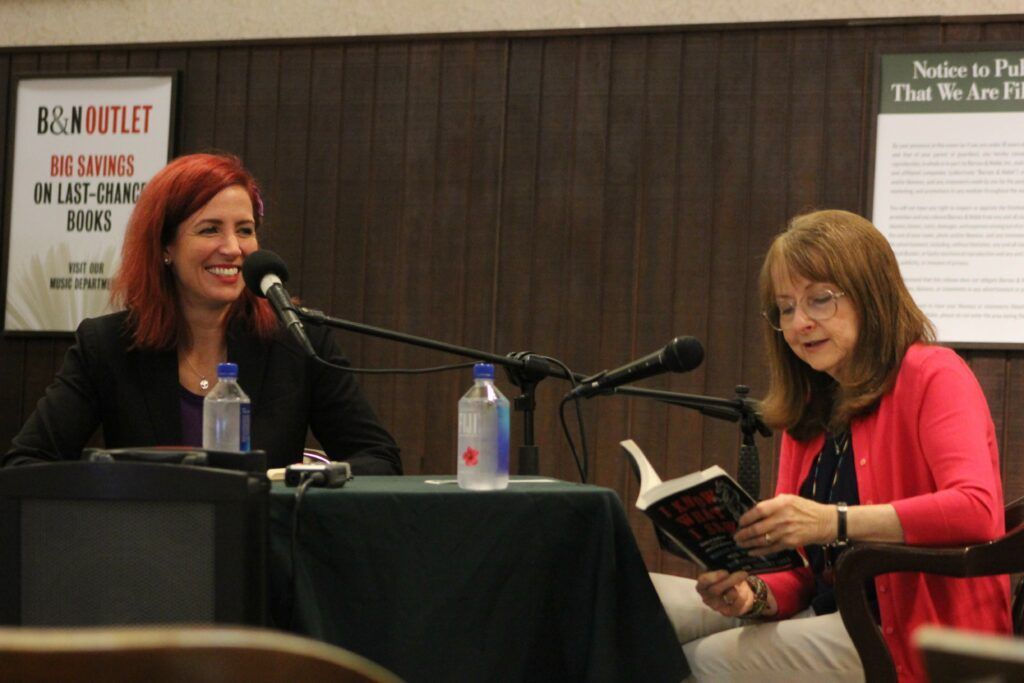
[568, 336, 704, 399]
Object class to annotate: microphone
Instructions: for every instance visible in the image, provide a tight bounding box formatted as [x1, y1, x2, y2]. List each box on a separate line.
[568, 336, 704, 399]
[242, 250, 317, 358]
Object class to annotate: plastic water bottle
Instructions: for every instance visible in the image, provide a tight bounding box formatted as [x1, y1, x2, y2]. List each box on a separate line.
[202, 362, 251, 452]
[457, 363, 510, 490]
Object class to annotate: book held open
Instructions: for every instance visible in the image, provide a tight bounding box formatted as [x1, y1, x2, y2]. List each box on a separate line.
[621, 439, 805, 574]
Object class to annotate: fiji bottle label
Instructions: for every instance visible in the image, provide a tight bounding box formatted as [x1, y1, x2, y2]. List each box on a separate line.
[458, 411, 478, 436]
[240, 403, 252, 452]
[458, 411, 479, 466]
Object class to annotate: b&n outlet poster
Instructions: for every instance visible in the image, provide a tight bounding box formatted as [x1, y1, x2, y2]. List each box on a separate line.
[4, 74, 174, 333]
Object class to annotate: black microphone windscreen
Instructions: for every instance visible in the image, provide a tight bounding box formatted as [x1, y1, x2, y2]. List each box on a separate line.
[242, 250, 290, 297]
[662, 336, 704, 373]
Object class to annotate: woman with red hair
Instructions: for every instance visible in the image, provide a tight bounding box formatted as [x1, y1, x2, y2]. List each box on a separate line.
[5, 153, 401, 474]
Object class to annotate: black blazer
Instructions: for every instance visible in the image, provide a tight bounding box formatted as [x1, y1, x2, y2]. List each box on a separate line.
[4, 311, 402, 473]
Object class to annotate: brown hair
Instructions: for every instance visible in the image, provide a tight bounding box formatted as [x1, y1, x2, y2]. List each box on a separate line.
[110, 153, 277, 349]
[758, 210, 935, 440]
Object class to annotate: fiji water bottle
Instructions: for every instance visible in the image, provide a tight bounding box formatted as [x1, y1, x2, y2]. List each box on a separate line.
[202, 362, 251, 452]
[457, 363, 510, 490]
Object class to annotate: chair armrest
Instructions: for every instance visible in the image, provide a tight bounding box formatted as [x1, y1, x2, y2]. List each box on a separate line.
[835, 528, 1024, 683]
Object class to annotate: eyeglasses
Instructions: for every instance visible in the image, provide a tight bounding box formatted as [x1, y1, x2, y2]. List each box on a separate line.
[762, 289, 847, 332]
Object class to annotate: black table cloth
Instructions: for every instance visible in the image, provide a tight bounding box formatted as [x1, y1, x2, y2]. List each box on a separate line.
[269, 476, 685, 682]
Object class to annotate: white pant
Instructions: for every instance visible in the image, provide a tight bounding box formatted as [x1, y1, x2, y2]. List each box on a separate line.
[650, 573, 865, 683]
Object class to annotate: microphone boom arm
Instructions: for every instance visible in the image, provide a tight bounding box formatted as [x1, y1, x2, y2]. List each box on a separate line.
[613, 384, 771, 497]
[296, 307, 584, 477]
[297, 307, 580, 383]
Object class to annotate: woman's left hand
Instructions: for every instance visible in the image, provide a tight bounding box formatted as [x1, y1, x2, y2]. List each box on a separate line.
[695, 569, 754, 618]
[734, 493, 836, 555]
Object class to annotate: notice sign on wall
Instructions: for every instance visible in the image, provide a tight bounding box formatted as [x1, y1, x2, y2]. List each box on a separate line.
[3, 73, 175, 333]
[872, 51, 1024, 346]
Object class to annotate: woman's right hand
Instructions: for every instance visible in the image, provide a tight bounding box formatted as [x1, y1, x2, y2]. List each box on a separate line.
[695, 569, 754, 617]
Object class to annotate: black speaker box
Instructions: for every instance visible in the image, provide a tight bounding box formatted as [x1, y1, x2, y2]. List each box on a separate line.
[0, 459, 268, 626]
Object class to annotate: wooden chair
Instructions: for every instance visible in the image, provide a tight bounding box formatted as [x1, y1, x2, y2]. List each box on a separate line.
[835, 496, 1024, 683]
[0, 625, 402, 683]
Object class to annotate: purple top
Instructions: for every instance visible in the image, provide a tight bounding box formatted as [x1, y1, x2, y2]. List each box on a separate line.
[179, 385, 204, 447]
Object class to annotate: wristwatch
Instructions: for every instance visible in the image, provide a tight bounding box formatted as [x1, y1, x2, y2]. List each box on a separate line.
[743, 575, 770, 618]
[832, 501, 850, 547]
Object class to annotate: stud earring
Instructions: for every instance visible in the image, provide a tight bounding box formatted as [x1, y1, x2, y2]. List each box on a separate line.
[163, 257, 171, 265]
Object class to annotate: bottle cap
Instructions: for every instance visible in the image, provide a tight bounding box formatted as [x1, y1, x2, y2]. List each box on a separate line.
[472, 363, 495, 380]
[216, 362, 239, 378]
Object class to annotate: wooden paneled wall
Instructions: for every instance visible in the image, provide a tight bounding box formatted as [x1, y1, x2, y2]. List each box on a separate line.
[2, 18, 1023, 574]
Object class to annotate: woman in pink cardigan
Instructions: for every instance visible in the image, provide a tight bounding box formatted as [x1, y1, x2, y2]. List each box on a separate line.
[652, 210, 1010, 682]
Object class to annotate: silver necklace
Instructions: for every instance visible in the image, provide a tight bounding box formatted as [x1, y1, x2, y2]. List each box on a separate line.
[182, 355, 210, 391]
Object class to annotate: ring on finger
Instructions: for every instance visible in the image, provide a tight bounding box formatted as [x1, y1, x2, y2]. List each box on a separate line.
[764, 531, 772, 545]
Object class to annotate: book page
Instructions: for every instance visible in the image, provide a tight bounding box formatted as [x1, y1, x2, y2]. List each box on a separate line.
[636, 464, 731, 511]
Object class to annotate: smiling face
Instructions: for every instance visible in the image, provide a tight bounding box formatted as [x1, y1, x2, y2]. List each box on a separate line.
[771, 267, 860, 382]
[164, 185, 258, 314]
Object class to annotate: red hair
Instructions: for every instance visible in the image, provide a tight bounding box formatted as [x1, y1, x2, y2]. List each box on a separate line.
[110, 153, 278, 349]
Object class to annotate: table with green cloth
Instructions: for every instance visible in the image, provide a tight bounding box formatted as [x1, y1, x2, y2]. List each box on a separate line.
[268, 475, 687, 682]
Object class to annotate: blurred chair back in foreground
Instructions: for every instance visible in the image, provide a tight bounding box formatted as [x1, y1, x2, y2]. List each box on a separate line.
[916, 625, 1024, 683]
[0, 625, 402, 683]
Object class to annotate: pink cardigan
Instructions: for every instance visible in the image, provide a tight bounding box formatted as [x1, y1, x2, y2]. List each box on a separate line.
[760, 343, 1011, 681]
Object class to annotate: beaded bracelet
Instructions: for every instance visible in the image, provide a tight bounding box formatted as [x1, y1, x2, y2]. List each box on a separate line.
[743, 575, 770, 618]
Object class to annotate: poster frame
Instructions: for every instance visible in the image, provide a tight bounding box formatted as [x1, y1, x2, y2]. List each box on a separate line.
[866, 43, 1024, 350]
[0, 69, 179, 337]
